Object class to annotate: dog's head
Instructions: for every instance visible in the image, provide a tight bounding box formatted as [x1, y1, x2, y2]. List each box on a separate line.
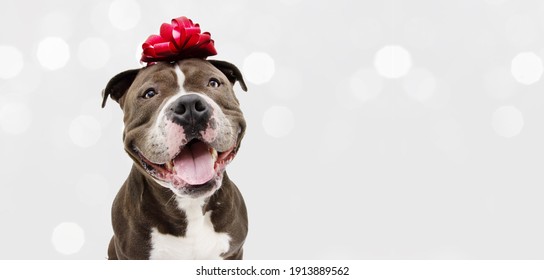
[102, 58, 247, 198]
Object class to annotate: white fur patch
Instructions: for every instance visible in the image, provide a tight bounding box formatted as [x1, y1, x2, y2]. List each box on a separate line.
[151, 64, 190, 133]
[148, 196, 231, 259]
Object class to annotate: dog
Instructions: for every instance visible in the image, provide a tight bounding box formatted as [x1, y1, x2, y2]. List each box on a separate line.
[102, 58, 248, 259]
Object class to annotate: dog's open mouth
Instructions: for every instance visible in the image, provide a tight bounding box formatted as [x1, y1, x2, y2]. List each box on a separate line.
[134, 139, 236, 188]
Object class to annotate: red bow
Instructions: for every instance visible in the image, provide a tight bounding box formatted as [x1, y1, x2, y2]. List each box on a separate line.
[141, 16, 217, 64]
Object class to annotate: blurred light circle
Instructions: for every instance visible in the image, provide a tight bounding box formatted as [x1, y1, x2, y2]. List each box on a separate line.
[262, 106, 295, 138]
[51, 222, 85, 255]
[510, 52, 543, 85]
[0, 102, 32, 135]
[36, 37, 70, 70]
[0, 45, 24, 79]
[492, 106, 524, 138]
[243, 52, 275, 85]
[109, 0, 141, 31]
[374, 45, 412, 79]
[76, 173, 110, 206]
[402, 67, 436, 102]
[77, 37, 111, 70]
[349, 68, 384, 102]
[69, 115, 102, 148]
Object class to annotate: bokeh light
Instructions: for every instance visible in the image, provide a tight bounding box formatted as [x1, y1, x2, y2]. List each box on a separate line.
[243, 52, 275, 85]
[374, 45, 412, 79]
[492, 106, 524, 138]
[510, 52, 543, 85]
[36, 37, 70, 70]
[0, 45, 24, 79]
[51, 222, 85, 255]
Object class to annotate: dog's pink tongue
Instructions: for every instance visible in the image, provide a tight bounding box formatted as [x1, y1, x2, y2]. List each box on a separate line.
[174, 141, 214, 185]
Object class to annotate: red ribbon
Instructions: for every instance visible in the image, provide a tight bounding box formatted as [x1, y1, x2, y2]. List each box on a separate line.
[141, 16, 217, 64]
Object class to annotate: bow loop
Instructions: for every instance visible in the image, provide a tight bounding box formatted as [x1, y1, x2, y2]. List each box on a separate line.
[141, 16, 217, 64]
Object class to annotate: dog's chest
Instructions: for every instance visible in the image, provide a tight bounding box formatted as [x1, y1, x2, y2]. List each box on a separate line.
[148, 197, 231, 259]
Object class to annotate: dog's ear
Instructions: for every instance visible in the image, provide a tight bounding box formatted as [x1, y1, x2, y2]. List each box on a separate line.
[102, 69, 140, 108]
[208, 60, 248, 92]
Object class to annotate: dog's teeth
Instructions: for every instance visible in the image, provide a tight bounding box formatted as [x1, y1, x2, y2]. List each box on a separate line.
[166, 161, 174, 171]
[210, 148, 218, 161]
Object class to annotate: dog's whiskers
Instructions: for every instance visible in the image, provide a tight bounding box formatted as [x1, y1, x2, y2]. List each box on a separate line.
[165, 194, 176, 207]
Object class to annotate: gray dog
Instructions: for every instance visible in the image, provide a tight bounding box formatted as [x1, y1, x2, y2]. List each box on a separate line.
[102, 58, 248, 259]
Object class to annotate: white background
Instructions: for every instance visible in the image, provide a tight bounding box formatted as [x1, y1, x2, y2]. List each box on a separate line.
[1, 0, 543, 259]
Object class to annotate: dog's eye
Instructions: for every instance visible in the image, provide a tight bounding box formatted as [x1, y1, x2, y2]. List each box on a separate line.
[208, 78, 221, 88]
[143, 88, 157, 99]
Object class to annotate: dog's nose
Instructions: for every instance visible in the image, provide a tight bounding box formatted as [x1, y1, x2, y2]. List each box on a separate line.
[169, 94, 211, 127]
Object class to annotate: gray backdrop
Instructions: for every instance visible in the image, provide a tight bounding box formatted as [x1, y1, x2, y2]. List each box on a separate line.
[1, 0, 543, 259]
